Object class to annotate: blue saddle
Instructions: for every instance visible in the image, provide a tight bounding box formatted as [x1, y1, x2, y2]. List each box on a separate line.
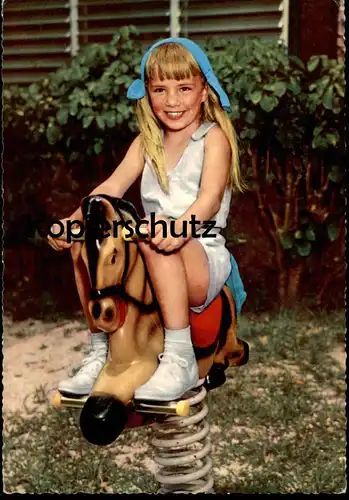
[225, 254, 247, 314]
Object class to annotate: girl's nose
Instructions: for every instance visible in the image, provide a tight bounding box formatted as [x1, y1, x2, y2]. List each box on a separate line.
[165, 91, 180, 107]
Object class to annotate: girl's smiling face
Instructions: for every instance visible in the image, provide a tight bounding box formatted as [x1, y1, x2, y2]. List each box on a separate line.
[148, 71, 208, 132]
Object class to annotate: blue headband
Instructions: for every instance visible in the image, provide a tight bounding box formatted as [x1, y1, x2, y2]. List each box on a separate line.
[127, 37, 231, 111]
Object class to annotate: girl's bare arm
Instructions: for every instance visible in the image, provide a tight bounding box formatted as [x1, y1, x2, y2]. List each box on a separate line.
[48, 136, 144, 250]
[69, 135, 144, 221]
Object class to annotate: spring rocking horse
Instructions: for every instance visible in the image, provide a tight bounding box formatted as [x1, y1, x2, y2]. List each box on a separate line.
[52, 194, 249, 493]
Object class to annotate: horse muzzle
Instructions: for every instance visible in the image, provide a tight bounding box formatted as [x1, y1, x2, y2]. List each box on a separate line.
[89, 298, 127, 332]
[79, 394, 129, 446]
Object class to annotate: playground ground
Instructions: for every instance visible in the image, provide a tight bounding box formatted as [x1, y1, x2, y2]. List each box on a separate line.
[3, 308, 346, 493]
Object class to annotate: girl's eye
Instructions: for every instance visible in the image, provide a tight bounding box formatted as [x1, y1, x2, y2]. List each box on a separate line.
[180, 87, 192, 92]
[153, 88, 165, 93]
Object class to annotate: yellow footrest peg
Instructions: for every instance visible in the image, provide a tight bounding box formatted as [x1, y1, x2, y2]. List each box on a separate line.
[136, 399, 190, 417]
[51, 391, 190, 417]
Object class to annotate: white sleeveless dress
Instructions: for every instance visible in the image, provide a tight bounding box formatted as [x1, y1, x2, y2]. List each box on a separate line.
[140, 121, 232, 313]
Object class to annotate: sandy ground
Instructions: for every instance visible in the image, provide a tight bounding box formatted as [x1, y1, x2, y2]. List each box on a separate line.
[3, 317, 90, 416]
[3, 315, 346, 419]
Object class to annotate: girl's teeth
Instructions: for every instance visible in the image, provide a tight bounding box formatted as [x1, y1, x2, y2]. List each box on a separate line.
[167, 112, 183, 117]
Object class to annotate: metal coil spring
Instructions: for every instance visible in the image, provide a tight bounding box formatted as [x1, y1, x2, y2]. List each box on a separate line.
[150, 385, 214, 494]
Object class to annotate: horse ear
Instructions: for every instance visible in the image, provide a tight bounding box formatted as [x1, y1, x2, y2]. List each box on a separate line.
[81, 196, 91, 217]
[114, 199, 142, 224]
[118, 208, 137, 228]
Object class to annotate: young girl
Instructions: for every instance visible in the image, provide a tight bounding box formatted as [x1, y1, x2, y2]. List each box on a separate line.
[48, 37, 244, 401]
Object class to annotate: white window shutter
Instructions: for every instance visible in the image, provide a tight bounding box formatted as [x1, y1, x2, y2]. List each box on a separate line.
[180, 0, 289, 45]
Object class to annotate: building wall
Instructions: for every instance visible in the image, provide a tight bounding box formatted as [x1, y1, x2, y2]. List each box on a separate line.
[298, 0, 339, 61]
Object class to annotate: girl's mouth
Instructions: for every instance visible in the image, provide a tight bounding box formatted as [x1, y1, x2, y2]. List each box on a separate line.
[165, 111, 185, 120]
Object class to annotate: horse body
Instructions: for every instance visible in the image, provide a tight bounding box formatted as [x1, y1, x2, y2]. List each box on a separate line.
[72, 195, 248, 445]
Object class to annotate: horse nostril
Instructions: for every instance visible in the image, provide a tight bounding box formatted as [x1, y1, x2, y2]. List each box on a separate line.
[92, 302, 101, 319]
[104, 307, 114, 322]
[79, 395, 128, 446]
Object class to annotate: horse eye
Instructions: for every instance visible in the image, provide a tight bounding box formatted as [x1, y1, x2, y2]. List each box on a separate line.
[111, 250, 117, 264]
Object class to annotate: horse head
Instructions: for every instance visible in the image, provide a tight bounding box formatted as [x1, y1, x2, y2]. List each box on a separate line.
[78, 195, 164, 445]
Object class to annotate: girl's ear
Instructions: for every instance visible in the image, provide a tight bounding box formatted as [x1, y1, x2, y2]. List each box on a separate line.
[201, 82, 208, 103]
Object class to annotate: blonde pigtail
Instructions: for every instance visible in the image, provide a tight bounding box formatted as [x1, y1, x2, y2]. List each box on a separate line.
[203, 89, 247, 194]
[136, 99, 169, 193]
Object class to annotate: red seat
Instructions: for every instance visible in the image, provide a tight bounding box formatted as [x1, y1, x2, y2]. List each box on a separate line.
[189, 294, 222, 348]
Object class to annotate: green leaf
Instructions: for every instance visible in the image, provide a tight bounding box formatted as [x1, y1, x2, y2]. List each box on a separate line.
[263, 81, 287, 97]
[317, 75, 331, 91]
[230, 104, 240, 119]
[313, 125, 322, 137]
[334, 83, 344, 98]
[104, 111, 117, 128]
[307, 56, 320, 72]
[69, 100, 79, 116]
[248, 129, 257, 140]
[260, 95, 279, 112]
[305, 228, 316, 241]
[245, 110, 256, 124]
[46, 123, 62, 145]
[116, 102, 130, 119]
[119, 26, 130, 38]
[83, 115, 94, 129]
[289, 56, 305, 70]
[328, 166, 343, 183]
[250, 90, 262, 104]
[273, 81, 287, 97]
[294, 230, 303, 240]
[279, 232, 293, 250]
[287, 79, 301, 95]
[28, 83, 40, 97]
[94, 142, 103, 155]
[327, 224, 337, 242]
[56, 107, 69, 125]
[296, 242, 311, 257]
[96, 116, 105, 130]
[312, 135, 328, 149]
[240, 129, 249, 139]
[325, 132, 339, 146]
[323, 85, 333, 110]
[68, 152, 81, 163]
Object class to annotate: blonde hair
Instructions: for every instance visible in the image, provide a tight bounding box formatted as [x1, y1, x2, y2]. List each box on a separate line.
[135, 43, 245, 193]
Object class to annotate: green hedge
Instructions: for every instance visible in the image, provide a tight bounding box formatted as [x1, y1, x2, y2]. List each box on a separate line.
[4, 27, 345, 307]
[3, 26, 141, 164]
[4, 28, 344, 162]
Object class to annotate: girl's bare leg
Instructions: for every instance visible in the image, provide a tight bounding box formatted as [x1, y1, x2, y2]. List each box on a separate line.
[134, 239, 209, 400]
[138, 239, 209, 327]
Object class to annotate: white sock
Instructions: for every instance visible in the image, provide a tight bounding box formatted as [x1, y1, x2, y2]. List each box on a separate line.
[164, 326, 194, 357]
[90, 331, 108, 353]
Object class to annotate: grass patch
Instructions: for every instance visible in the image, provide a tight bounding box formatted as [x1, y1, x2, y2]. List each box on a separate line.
[3, 309, 346, 493]
[3, 408, 157, 494]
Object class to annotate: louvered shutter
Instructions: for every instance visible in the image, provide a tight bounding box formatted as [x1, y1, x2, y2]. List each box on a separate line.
[3, 0, 289, 86]
[3, 0, 72, 85]
[180, 0, 289, 44]
[78, 0, 170, 47]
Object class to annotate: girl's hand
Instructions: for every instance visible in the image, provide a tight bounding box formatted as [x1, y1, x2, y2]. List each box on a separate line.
[47, 218, 74, 251]
[147, 216, 188, 253]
